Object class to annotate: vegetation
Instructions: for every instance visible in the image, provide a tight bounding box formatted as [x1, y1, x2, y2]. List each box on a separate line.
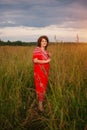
[0, 43, 87, 130]
[0, 39, 36, 46]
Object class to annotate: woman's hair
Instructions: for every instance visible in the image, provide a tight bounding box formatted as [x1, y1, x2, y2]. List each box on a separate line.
[37, 35, 49, 50]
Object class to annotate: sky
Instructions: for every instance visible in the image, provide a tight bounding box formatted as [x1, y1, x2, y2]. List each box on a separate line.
[0, 0, 87, 42]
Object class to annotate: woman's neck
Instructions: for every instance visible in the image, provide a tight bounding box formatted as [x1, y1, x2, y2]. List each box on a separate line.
[41, 46, 45, 51]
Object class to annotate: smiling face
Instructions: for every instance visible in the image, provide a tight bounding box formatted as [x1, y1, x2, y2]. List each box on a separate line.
[41, 38, 47, 48]
[37, 35, 49, 50]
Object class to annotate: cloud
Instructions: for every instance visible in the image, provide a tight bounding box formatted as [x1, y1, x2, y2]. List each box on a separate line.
[0, 0, 87, 42]
[0, 20, 15, 25]
[0, 25, 87, 42]
[0, 0, 87, 28]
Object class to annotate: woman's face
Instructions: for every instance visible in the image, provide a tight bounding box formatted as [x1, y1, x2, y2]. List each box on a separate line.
[41, 38, 47, 48]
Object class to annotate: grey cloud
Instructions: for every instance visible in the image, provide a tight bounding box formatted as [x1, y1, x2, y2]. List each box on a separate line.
[0, 0, 87, 29]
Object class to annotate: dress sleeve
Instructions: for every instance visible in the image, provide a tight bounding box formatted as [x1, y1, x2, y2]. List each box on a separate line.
[32, 47, 42, 60]
[33, 52, 37, 59]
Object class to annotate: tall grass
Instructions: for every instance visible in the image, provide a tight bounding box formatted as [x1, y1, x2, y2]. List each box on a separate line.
[0, 44, 87, 130]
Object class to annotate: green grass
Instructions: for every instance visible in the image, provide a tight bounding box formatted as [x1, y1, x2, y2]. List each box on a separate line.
[0, 44, 87, 130]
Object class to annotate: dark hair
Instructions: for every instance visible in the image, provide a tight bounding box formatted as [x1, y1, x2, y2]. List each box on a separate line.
[37, 35, 49, 50]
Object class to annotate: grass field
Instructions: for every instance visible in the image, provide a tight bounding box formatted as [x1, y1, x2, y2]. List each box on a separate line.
[0, 43, 87, 130]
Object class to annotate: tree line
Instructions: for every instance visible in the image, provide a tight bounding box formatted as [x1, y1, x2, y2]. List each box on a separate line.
[0, 39, 36, 46]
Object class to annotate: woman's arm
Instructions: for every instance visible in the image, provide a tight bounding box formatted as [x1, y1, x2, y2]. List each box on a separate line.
[33, 58, 51, 64]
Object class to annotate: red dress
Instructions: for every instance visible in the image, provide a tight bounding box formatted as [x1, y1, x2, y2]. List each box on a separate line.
[33, 47, 50, 101]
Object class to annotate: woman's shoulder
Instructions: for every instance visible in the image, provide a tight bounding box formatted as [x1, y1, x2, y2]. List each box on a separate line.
[33, 47, 41, 54]
[34, 46, 40, 51]
[34, 46, 40, 50]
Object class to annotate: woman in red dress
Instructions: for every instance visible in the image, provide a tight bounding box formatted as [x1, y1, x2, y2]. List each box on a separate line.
[33, 35, 51, 112]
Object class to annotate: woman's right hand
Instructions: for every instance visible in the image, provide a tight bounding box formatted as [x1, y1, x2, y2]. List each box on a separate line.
[33, 58, 51, 64]
[46, 58, 51, 63]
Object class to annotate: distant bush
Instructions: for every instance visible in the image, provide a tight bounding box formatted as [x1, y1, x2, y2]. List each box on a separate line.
[0, 40, 36, 46]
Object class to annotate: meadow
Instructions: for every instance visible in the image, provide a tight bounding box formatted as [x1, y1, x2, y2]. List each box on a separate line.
[0, 43, 87, 130]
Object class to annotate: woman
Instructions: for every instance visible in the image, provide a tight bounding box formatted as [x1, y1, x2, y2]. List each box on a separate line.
[33, 35, 51, 112]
